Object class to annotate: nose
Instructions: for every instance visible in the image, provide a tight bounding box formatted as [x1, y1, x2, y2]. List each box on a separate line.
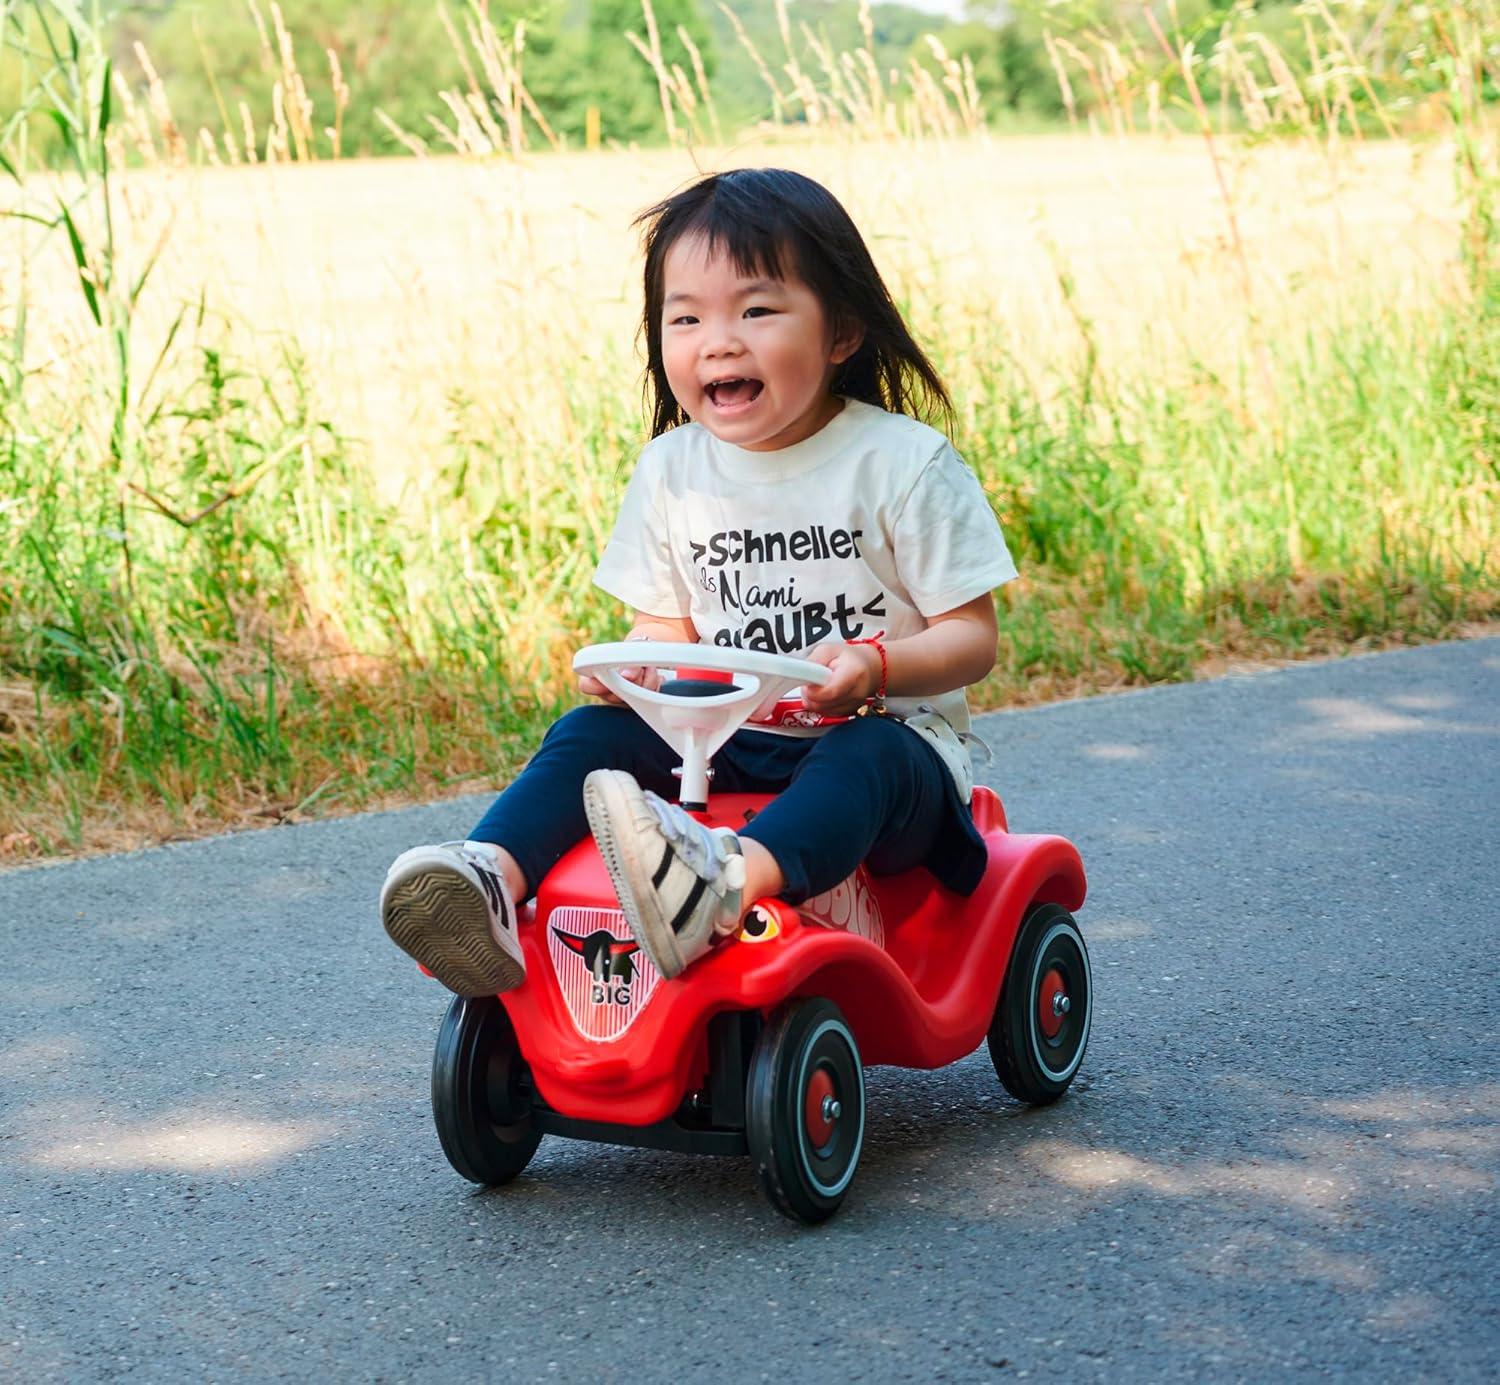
[701, 315, 745, 360]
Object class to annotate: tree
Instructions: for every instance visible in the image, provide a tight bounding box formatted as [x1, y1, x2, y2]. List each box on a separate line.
[585, 0, 714, 143]
[115, 0, 471, 157]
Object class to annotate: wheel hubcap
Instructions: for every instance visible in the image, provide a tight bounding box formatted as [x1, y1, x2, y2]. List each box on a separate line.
[1038, 966, 1069, 1038]
[804, 1067, 837, 1146]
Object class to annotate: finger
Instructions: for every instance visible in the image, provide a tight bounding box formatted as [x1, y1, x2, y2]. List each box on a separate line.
[803, 670, 854, 706]
[620, 665, 666, 692]
[812, 656, 872, 708]
[579, 674, 622, 705]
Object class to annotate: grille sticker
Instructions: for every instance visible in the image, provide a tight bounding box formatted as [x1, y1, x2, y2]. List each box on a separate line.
[547, 906, 661, 1042]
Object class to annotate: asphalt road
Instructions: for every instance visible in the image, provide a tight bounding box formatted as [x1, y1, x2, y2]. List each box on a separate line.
[2, 638, 1497, 1382]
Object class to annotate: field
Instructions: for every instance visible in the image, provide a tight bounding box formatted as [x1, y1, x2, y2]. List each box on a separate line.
[11, 134, 1467, 488]
[2, 119, 1497, 858]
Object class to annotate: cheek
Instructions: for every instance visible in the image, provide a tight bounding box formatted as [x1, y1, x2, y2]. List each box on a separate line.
[661, 340, 697, 398]
[765, 331, 823, 379]
[766, 341, 825, 393]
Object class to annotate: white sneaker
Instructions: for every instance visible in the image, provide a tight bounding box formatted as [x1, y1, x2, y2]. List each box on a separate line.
[582, 770, 745, 980]
[380, 841, 525, 997]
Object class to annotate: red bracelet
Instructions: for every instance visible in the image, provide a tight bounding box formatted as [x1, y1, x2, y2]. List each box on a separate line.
[847, 632, 887, 707]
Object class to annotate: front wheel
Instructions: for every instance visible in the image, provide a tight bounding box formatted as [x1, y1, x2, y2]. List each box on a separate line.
[431, 994, 541, 1185]
[988, 903, 1092, 1104]
[746, 998, 865, 1224]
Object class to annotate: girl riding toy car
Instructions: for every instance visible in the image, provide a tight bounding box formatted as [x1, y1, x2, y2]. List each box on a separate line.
[420, 641, 1091, 1224]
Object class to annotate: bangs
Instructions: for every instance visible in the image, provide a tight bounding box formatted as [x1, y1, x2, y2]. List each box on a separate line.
[662, 191, 792, 286]
[638, 168, 836, 304]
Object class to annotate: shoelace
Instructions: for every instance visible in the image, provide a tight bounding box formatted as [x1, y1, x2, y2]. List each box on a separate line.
[644, 793, 735, 884]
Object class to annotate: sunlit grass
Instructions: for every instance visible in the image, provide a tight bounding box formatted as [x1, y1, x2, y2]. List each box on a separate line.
[0, 2, 1496, 859]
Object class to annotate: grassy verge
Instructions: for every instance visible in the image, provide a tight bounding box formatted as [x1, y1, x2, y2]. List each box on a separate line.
[1, 1, 1496, 861]
[2, 291, 1494, 861]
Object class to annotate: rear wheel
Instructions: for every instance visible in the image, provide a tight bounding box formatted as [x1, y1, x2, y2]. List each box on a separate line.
[432, 994, 541, 1184]
[988, 903, 1091, 1104]
[746, 998, 865, 1224]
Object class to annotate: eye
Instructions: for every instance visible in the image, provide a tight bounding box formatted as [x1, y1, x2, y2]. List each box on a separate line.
[667, 314, 698, 326]
[736, 902, 782, 943]
[743, 306, 773, 319]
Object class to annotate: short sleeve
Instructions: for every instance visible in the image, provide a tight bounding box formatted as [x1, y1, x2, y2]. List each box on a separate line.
[891, 443, 1018, 616]
[593, 448, 695, 618]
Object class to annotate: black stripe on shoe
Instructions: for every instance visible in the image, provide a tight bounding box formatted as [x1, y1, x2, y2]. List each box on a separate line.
[651, 843, 674, 889]
[479, 867, 516, 932]
[669, 875, 708, 935]
[475, 867, 503, 917]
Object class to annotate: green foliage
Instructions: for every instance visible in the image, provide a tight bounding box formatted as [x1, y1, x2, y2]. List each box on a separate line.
[113, 0, 475, 157]
[13, 0, 1494, 161]
[3, 0, 1498, 854]
[2, 0, 1060, 159]
[99, 0, 719, 154]
[5, 281, 1495, 848]
[586, 0, 714, 142]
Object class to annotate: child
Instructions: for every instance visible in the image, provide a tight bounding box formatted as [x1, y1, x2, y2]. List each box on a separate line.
[381, 166, 1016, 992]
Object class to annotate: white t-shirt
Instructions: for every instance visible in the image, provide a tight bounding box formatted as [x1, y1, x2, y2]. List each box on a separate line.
[593, 398, 1017, 737]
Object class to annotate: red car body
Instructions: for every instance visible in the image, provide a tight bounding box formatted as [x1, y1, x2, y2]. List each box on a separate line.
[497, 786, 1087, 1127]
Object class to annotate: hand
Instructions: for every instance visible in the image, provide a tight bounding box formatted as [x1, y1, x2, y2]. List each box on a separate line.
[800, 641, 882, 717]
[579, 663, 662, 706]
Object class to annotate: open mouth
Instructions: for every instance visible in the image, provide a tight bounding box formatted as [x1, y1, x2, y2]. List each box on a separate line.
[704, 378, 764, 410]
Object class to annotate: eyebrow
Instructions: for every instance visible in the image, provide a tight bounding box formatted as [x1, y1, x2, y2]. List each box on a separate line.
[663, 278, 784, 307]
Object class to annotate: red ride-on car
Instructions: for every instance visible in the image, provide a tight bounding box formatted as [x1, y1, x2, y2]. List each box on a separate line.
[425, 643, 1090, 1224]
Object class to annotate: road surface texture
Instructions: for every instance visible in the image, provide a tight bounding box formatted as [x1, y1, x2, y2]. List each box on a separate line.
[2, 637, 1497, 1381]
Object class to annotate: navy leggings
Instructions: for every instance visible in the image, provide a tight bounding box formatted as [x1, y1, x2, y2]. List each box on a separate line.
[469, 704, 988, 904]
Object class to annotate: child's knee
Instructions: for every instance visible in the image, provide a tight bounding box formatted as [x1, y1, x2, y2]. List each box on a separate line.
[543, 703, 635, 747]
[542, 703, 668, 771]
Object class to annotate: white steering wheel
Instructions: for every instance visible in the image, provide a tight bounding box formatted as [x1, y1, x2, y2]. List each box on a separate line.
[571, 641, 832, 806]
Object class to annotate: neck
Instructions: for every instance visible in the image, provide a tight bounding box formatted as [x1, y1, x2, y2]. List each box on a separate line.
[737, 392, 845, 453]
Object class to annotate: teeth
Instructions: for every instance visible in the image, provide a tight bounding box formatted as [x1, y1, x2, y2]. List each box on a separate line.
[705, 378, 759, 404]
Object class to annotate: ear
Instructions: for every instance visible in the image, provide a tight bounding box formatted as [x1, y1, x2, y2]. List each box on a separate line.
[829, 321, 864, 367]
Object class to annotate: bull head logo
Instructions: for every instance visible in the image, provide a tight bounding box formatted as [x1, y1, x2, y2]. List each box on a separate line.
[551, 926, 640, 984]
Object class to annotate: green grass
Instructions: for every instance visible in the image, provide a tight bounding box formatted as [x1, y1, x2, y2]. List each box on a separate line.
[1, 285, 1495, 857]
[1, 0, 1496, 858]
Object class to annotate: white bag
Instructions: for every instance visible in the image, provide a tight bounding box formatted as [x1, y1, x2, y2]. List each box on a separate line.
[900, 705, 985, 804]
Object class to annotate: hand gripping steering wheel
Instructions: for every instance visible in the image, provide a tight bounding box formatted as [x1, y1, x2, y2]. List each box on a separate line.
[571, 642, 833, 808]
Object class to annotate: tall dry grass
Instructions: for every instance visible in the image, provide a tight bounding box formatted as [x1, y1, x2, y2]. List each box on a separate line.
[1, 0, 1496, 858]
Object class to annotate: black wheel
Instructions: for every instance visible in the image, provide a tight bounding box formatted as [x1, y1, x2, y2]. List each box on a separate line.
[431, 994, 542, 1185]
[746, 998, 865, 1224]
[988, 903, 1092, 1105]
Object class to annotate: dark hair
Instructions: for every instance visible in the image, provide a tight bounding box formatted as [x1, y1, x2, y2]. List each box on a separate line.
[633, 167, 953, 438]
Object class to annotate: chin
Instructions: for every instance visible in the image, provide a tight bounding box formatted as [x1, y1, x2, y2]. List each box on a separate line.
[699, 414, 770, 445]
[713, 425, 781, 450]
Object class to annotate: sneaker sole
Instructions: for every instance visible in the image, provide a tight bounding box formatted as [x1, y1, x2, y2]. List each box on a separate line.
[582, 772, 687, 980]
[381, 864, 525, 998]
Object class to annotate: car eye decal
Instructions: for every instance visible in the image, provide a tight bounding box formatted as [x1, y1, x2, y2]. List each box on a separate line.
[737, 903, 781, 943]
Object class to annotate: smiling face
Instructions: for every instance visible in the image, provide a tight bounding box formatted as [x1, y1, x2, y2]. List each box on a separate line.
[659, 233, 861, 452]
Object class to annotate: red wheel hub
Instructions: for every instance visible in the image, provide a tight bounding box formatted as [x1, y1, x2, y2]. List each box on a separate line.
[804, 1067, 837, 1145]
[1038, 967, 1068, 1039]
